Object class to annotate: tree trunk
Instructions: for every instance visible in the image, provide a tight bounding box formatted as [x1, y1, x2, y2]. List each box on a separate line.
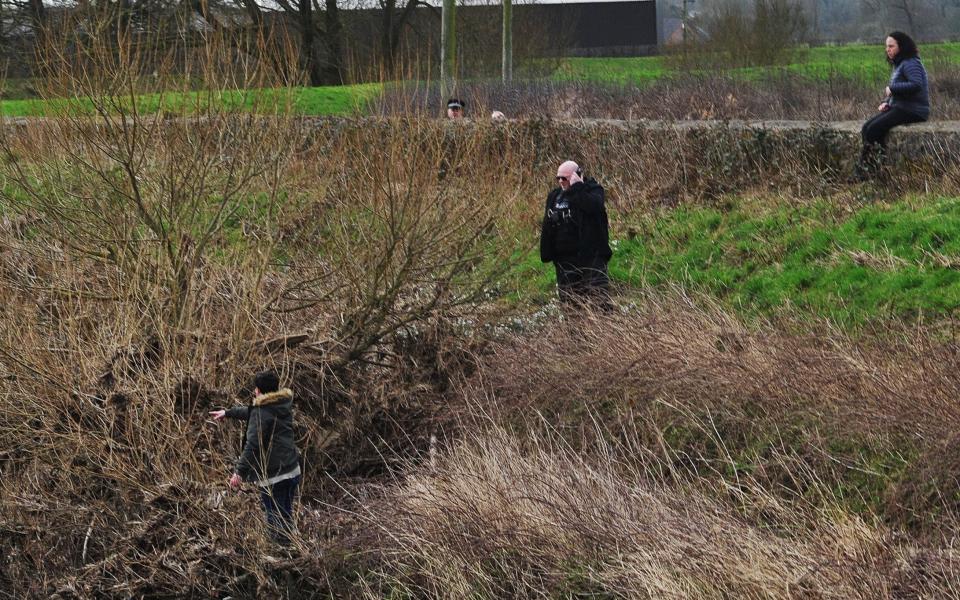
[440, 0, 456, 97]
[382, 0, 420, 77]
[502, 0, 512, 83]
[382, 0, 397, 75]
[116, 0, 133, 41]
[320, 0, 344, 85]
[298, 0, 325, 85]
[895, 0, 917, 36]
[27, 0, 47, 56]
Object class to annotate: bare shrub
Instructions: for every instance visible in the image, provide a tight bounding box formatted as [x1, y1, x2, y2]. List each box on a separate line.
[0, 15, 528, 598]
[1, 25, 305, 330]
[450, 291, 960, 526]
[278, 118, 525, 370]
[0, 254, 315, 596]
[0, 178, 511, 596]
[671, 0, 809, 70]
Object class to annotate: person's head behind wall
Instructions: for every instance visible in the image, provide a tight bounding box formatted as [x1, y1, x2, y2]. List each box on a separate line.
[886, 31, 919, 64]
[446, 98, 465, 119]
[254, 370, 280, 395]
[555, 160, 582, 191]
[491, 110, 506, 121]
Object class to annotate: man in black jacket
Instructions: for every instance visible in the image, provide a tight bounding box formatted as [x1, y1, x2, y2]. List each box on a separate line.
[210, 370, 301, 545]
[540, 160, 613, 305]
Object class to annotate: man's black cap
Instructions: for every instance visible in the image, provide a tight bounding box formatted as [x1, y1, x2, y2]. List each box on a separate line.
[447, 98, 464, 109]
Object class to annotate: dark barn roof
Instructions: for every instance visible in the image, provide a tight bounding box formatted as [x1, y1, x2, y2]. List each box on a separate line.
[523, 1, 658, 56]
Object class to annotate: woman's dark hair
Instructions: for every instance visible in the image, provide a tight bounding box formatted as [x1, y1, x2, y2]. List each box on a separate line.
[887, 31, 919, 63]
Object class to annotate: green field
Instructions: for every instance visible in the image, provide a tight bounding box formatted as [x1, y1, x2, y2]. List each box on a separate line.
[0, 83, 382, 117]
[555, 41, 960, 85]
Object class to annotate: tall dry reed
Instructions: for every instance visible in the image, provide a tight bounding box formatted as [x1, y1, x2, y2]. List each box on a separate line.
[363, 418, 957, 598]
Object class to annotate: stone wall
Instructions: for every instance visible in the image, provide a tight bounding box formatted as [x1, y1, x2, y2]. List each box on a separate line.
[8, 116, 959, 209]
[302, 117, 960, 208]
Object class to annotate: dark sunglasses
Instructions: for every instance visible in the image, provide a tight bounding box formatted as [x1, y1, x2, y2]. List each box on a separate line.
[556, 176, 568, 182]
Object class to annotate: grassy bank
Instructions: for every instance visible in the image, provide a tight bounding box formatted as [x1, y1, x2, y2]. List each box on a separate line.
[612, 194, 960, 326]
[0, 82, 382, 117]
[555, 41, 960, 85]
[514, 194, 960, 328]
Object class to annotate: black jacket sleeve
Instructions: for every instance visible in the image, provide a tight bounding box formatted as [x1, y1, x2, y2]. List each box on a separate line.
[225, 406, 249, 420]
[566, 181, 605, 216]
[540, 190, 557, 263]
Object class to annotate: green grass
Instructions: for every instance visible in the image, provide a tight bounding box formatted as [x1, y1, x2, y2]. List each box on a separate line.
[0, 83, 383, 117]
[501, 247, 557, 305]
[552, 55, 668, 85]
[555, 41, 960, 86]
[606, 195, 960, 326]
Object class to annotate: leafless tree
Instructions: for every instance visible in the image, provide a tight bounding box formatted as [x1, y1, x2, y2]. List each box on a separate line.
[698, 0, 808, 67]
[232, 0, 343, 85]
[1, 22, 303, 328]
[889, 0, 919, 35]
[379, 0, 430, 76]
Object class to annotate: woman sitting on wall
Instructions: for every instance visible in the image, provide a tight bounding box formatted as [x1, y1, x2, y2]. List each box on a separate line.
[855, 31, 930, 180]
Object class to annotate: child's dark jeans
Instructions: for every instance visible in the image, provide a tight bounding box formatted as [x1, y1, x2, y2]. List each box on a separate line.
[259, 475, 300, 546]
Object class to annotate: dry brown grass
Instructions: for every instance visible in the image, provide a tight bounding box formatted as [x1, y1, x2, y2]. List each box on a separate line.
[356, 293, 960, 597]
[0, 119, 530, 595]
[5, 135, 960, 595]
[364, 420, 958, 598]
[0, 25, 528, 597]
[462, 291, 960, 445]
[5, 18, 960, 600]
[432, 290, 960, 547]
[376, 62, 960, 122]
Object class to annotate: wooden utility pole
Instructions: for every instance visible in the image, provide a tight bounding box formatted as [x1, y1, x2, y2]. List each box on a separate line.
[502, 0, 513, 83]
[810, 0, 820, 41]
[682, 0, 689, 62]
[441, 0, 457, 99]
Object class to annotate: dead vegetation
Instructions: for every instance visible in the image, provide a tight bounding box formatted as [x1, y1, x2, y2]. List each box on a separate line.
[459, 292, 960, 467]
[362, 295, 960, 597]
[4, 18, 960, 600]
[0, 24, 523, 599]
[366, 423, 954, 599]
[376, 60, 960, 122]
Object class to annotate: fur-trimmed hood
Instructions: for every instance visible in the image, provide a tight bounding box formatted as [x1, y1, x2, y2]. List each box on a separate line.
[253, 388, 294, 407]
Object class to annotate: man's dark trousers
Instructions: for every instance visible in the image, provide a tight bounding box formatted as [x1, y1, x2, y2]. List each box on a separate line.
[260, 475, 300, 545]
[555, 259, 610, 306]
